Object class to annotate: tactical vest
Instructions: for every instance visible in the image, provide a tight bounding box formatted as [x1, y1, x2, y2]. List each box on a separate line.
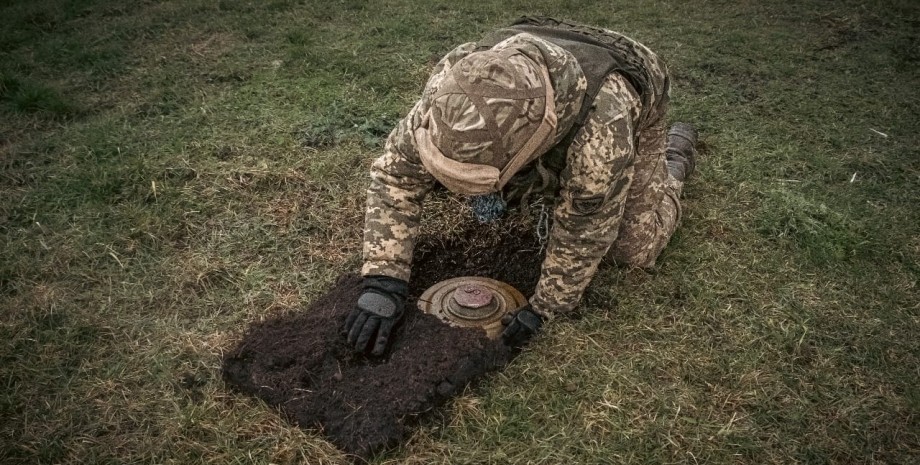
[477, 16, 670, 202]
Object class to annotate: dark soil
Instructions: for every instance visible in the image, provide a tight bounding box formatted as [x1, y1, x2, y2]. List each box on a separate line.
[409, 224, 544, 296]
[222, 227, 544, 460]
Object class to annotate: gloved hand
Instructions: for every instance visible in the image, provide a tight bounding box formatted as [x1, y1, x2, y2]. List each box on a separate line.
[501, 305, 544, 347]
[343, 275, 408, 356]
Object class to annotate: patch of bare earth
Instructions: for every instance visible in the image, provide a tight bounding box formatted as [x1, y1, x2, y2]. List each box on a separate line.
[223, 223, 544, 460]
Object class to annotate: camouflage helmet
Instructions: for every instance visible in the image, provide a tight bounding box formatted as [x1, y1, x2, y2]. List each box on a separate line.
[414, 48, 557, 195]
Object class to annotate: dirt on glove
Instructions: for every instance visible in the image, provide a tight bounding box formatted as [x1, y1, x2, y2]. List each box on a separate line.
[222, 227, 544, 460]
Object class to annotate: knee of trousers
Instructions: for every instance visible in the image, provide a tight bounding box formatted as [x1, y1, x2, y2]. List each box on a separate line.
[605, 238, 661, 268]
[606, 190, 682, 267]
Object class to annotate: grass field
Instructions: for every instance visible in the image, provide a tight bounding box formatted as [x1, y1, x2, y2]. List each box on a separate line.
[2, 0, 918, 463]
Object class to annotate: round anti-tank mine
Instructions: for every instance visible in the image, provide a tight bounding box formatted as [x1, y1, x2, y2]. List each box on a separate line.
[417, 277, 527, 338]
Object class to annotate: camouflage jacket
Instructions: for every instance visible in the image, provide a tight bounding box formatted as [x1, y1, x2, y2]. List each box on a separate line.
[362, 31, 668, 318]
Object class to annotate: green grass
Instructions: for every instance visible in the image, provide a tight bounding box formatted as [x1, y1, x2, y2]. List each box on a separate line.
[1, 73, 76, 117]
[1, 0, 918, 463]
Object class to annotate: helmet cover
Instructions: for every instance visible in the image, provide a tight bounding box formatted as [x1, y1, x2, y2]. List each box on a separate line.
[415, 48, 557, 195]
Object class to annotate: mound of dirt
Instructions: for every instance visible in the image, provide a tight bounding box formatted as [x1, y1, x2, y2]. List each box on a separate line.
[223, 229, 544, 460]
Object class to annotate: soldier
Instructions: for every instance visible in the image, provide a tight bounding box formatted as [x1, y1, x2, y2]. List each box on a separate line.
[344, 17, 698, 355]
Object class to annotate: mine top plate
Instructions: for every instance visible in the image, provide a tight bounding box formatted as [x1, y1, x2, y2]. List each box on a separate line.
[418, 276, 527, 339]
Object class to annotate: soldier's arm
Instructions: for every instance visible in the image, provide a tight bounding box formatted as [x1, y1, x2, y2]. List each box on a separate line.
[529, 74, 641, 318]
[361, 42, 477, 281]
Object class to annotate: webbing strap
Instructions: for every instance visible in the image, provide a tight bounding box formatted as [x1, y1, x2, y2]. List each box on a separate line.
[451, 68, 507, 158]
[497, 62, 557, 187]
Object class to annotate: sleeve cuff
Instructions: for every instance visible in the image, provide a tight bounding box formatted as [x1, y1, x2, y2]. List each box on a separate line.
[361, 261, 411, 283]
[528, 296, 557, 321]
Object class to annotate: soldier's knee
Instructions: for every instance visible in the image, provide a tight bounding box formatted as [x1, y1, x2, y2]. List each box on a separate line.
[605, 245, 658, 269]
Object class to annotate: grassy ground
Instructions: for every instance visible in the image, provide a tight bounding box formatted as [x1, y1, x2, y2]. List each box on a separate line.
[1, 0, 918, 463]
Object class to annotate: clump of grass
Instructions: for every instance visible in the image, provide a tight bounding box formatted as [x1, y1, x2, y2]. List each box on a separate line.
[0, 73, 76, 118]
[756, 187, 864, 265]
[301, 106, 397, 148]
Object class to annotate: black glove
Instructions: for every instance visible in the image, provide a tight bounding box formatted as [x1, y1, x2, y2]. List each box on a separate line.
[344, 275, 408, 356]
[501, 305, 544, 347]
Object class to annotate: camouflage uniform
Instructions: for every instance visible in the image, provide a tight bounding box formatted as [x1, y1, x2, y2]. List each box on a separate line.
[362, 28, 681, 318]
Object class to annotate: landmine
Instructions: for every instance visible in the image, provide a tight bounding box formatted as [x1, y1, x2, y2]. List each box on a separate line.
[419, 277, 527, 338]
[223, 228, 544, 460]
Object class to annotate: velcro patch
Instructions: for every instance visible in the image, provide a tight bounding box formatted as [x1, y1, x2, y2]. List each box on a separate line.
[357, 292, 396, 317]
[572, 195, 605, 215]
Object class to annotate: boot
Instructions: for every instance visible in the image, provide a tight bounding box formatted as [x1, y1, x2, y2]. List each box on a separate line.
[665, 122, 698, 182]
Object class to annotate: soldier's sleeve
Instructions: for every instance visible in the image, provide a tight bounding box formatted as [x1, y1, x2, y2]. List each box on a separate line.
[361, 43, 477, 281]
[529, 74, 641, 318]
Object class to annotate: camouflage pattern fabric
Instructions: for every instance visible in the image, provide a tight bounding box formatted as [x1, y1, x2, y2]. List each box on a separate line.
[362, 34, 585, 280]
[362, 30, 683, 318]
[426, 48, 550, 167]
[607, 109, 683, 268]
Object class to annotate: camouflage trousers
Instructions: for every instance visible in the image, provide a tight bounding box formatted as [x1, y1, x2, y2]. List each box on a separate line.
[606, 104, 683, 268]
